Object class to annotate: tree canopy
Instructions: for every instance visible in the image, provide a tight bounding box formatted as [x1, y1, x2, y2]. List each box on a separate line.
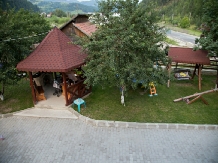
[0, 8, 50, 96]
[141, 0, 205, 27]
[79, 0, 169, 94]
[0, 0, 40, 12]
[195, 0, 218, 57]
[52, 9, 67, 17]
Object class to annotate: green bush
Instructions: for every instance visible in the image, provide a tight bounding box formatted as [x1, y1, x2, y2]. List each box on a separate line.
[180, 16, 190, 28]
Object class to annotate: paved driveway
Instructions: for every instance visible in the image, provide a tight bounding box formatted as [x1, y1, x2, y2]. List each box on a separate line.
[166, 30, 198, 44]
[0, 116, 218, 163]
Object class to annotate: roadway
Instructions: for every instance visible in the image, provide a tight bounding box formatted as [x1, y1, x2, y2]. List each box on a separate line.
[166, 30, 199, 44]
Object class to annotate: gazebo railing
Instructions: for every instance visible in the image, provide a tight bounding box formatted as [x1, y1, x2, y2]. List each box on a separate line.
[66, 79, 91, 105]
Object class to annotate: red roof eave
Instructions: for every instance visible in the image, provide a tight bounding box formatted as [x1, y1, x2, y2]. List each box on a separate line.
[168, 47, 210, 65]
[16, 27, 88, 72]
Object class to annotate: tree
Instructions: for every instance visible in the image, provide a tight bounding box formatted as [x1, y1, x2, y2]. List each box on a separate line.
[52, 9, 67, 17]
[79, 0, 169, 103]
[0, 8, 51, 100]
[195, 0, 218, 87]
[180, 16, 190, 28]
[0, 0, 40, 12]
[195, 0, 218, 57]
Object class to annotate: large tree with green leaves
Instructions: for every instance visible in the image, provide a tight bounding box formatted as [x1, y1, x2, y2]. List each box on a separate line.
[195, 0, 218, 57]
[79, 0, 169, 103]
[52, 9, 67, 17]
[195, 0, 218, 87]
[0, 8, 51, 100]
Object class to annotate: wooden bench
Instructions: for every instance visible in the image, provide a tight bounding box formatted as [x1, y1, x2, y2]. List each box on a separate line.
[35, 86, 46, 101]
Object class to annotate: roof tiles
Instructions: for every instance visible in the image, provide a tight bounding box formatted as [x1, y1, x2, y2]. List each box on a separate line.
[73, 22, 97, 36]
[17, 27, 87, 72]
[168, 47, 210, 65]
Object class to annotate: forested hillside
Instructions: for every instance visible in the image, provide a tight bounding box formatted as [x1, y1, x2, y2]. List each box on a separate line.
[141, 0, 204, 27]
[0, 0, 40, 12]
[29, 0, 97, 13]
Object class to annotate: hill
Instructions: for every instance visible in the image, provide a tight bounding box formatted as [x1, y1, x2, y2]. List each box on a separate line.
[0, 0, 40, 12]
[141, 0, 204, 27]
[29, 0, 98, 13]
[35, 0, 97, 7]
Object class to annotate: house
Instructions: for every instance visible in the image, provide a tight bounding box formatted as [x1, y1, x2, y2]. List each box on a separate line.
[60, 14, 97, 40]
[47, 12, 52, 18]
[40, 12, 46, 17]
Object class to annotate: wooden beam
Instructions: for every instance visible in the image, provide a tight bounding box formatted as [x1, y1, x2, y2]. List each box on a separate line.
[62, 72, 69, 106]
[187, 95, 208, 105]
[198, 64, 202, 90]
[174, 88, 218, 102]
[200, 96, 208, 105]
[167, 63, 171, 88]
[187, 95, 201, 105]
[29, 72, 37, 105]
[192, 64, 198, 79]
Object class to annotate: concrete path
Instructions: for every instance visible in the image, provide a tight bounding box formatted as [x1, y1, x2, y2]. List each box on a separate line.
[1, 116, 218, 163]
[13, 108, 78, 119]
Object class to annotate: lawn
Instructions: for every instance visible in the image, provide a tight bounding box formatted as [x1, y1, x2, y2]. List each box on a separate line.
[79, 74, 218, 124]
[165, 37, 179, 46]
[0, 79, 33, 114]
[1, 75, 218, 124]
[158, 22, 202, 37]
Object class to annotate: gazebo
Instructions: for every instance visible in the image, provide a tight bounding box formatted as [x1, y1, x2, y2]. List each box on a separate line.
[168, 47, 210, 90]
[17, 27, 91, 106]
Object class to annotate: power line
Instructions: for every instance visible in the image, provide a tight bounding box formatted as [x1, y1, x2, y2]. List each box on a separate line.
[0, 31, 49, 43]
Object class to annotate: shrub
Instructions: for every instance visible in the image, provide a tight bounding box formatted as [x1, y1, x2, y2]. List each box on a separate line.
[180, 16, 190, 28]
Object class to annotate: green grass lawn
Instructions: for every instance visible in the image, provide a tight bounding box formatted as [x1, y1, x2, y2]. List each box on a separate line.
[0, 79, 33, 114]
[1, 75, 218, 124]
[79, 74, 218, 124]
[158, 22, 202, 37]
[165, 37, 179, 46]
[45, 16, 71, 28]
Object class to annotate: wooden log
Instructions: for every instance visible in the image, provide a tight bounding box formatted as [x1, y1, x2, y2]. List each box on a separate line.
[174, 88, 218, 102]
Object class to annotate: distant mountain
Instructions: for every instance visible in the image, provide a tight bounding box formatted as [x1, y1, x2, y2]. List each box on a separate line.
[39, 0, 98, 7]
[0, 0, 40, 12]
[28, 0, 98, 13]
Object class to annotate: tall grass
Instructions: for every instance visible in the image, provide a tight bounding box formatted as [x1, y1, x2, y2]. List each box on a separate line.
[45, 16, 71, 28]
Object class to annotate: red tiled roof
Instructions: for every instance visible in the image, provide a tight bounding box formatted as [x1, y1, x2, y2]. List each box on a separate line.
[73, 22, 97, 36]
[168, 47, 210, 65]
[17, 27, 87, 72]
[59, 14, 88, 30]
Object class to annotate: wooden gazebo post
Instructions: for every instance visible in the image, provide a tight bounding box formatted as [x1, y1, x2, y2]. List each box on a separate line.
[62, 72, 68, 106]
[167, 63, 171, 88]
[192, 64, 202, 90]
[28, 72, 37, 105]
[198, 64, 202, 90]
